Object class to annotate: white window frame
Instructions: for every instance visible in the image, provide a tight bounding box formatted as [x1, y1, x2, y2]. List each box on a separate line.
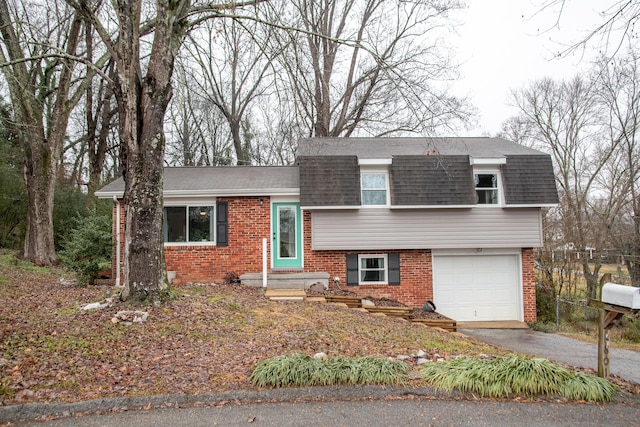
[163, 199, 217, 246]
[473, 168, 502, 206]
[360, 169, 389, 207]
[358, 254, 388, 284]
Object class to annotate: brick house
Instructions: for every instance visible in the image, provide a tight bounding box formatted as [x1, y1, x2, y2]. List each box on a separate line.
[96, 137, 558, 322]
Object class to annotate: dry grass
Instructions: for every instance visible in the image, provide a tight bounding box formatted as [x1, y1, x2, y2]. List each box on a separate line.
[0, 251, 508, 405]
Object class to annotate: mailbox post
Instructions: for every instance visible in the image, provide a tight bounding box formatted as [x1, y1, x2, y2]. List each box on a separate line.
[588, 282, 640, 378]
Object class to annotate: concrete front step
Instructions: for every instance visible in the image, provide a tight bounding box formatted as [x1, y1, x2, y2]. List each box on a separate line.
[264, 289, 307, 301]
[240, 272, 329, 289]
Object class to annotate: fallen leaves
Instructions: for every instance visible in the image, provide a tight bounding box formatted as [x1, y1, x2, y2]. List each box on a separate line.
[1, 252, 636, 406]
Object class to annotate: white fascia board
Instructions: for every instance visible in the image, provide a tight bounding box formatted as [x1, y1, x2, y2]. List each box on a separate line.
[358, 158, 392, 166]
[503, 203, 558, 208]
[95, 190, 124, 199]
[470, 157, 507, 165]
[163, 188, 299, 197]
[98, 188, 300, 199]
[300, 205, 361, 210]
[389, 204, 475, 209]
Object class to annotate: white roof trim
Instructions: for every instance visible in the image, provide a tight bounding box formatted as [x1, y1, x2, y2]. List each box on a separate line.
[95, 188, 299, 199]
[358, 158, 393, 165]
[95, 190, 123, 199]
[504, 203, 558, 208]
[470, 157, 507, 165]
[301, 205, 361, 210]
[389, 205, 475, 209]
[163, 188, 299, 197]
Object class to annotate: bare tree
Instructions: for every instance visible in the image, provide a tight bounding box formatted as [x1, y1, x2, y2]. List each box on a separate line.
[85, 62, 119, 200]
[545, 0, 640, 58]
[511, 76, 619, 300]
[165, 66, 235, 167]
[593, 48, 640, 286]
[68, 0, 267, 303]
[277, 0, 471, 137]
[180, 16, 281, 165]
[61, 59, 119, 200]
[0, 0, 101, 265]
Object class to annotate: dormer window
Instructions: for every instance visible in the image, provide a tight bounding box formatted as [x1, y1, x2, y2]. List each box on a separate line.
[361, 172, 389, 205]
[474, 172, 499, 204]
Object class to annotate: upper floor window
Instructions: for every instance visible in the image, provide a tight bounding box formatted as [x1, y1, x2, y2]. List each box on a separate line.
[474, 173, 499, 204]
[361, 172, 388, 205]
[163, 205, 215, 243]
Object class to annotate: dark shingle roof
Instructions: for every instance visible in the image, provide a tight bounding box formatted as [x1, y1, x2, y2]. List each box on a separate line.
[390, 155, 476, 205]
[502, 155, 560, 205]
[297, 137, 542, 158]
[96, 138, 559, 208]
[297, 137, 558, 207]
[95, 166, 299, 198]
[298, 156, 360, 207]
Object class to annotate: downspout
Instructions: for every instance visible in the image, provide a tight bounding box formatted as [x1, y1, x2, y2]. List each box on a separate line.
[113, 195, 122, 288]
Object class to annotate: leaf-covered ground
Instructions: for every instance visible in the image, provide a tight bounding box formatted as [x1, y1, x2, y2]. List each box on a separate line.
[0, 251, 635, 406]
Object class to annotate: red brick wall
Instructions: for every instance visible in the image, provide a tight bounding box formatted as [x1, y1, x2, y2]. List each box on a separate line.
[522, 247, 537, 323]
[110, 198, 538, 317]
[165, 197, 272, 284]
[111, 200, 125, 285]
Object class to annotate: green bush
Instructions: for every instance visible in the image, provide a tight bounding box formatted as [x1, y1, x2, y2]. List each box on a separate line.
[535, 280, 556, 324]
[59, 214, 112, 285]
[0, 131, 26, 249]
[421, 356, 618, 402]
[250, 354, 408, 388]
[528, 321, 556, 333]
[620, 314, 640, 343]
[53, 186, 88, 251]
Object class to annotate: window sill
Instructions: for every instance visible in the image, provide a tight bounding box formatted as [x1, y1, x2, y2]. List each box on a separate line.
[164, 242, 217, 247]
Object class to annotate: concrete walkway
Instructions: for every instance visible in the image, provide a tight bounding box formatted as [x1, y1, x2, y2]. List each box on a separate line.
[460, 328, 640, 384]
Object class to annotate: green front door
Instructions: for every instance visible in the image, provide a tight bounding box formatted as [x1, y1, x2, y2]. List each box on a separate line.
[272, 203, 302, 269]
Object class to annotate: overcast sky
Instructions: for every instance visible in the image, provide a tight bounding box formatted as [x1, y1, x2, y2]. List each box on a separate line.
[452, 0, 618, 136]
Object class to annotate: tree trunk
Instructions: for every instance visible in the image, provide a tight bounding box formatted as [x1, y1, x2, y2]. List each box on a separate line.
[112, 0, 186, 303]
[627, 259, 640, 287]
[582, 259, 600, 301]
[0, 2, 85, 265]
[22, 142, 57, 265]
[230, 118, 250, 165]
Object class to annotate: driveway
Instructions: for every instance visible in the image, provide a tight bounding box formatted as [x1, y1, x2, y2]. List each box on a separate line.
[460, 328, 640, 384]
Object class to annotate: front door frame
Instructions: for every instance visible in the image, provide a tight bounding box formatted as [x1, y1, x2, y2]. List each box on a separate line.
[272, 202, 303, 269]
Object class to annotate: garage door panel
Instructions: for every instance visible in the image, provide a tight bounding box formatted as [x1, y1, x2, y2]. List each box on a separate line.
[433, 254, 521, 322]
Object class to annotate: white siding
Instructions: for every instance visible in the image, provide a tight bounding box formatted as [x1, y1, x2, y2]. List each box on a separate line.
[310, 208, 542, 250]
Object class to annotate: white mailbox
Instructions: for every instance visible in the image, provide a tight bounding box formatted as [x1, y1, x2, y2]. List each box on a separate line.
[601, 283, 640, 309]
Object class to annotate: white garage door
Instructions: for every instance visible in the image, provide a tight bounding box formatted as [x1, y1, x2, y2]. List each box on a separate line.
[433, 254, 521, 322]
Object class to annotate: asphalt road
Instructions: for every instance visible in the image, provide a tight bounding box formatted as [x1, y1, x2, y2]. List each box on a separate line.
[460, 329, 640, 384]
[14, 396, 640, 427]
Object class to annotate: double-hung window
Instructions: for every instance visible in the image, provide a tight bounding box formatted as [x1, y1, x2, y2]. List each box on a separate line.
[474, 172, 500, 205]
[359, 254, 387, 284]
[361, 172, 388, 206]
[163, 205, 215, 243]
[347, 253, 400, 286]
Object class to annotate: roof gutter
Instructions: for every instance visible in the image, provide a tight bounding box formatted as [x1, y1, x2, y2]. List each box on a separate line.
[96, 188, 300, 199]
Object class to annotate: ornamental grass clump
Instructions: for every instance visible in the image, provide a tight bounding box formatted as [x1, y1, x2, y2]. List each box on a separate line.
[250, 354, 408, 388]
[420, 356, 619, 402]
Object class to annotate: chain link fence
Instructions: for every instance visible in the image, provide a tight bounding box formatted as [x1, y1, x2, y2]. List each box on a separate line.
[554, 296, 600, 334]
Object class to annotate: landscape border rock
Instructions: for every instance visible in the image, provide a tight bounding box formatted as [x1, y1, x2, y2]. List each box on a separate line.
[3, 384, 640, 423]
[111, 310, 150, 325]
[0, 385, 485, 423]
